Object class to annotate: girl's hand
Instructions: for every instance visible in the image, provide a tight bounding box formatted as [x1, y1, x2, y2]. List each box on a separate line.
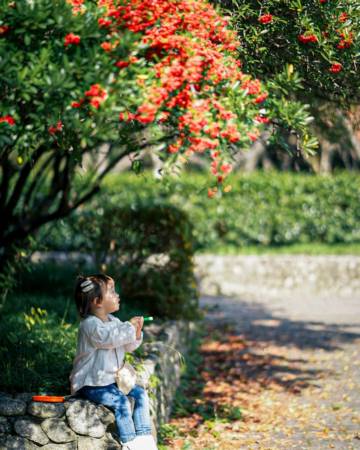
[130, 316, 143, 339]
[138, 316, 144, 332]
[129, 317, 139, 328]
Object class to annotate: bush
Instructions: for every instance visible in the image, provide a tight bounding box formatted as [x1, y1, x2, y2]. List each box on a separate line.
[37, 171, 360, 252]
[0, 307, 77, 394]
[72, 200, 199, 320]
[34, 197, 198, 319]
[0, 263, 153, 394]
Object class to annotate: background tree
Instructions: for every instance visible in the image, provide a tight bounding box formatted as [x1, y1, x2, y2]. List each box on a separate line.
[0, 0, 278, 288]
[212, 0, 360, 171]
[2, 0, 356, 292]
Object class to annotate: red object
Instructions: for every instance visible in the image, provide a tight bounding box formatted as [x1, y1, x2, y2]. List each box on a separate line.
[64, 33, 81, 47]
[32, 395, 65, 403]
[258, 14, 273, 24]
[329, 63, 342, 73]
[298, 34, 318, 44]
[0, 115, 15, 126]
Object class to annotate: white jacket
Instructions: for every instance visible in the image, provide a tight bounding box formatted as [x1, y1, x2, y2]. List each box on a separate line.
[69, 314, 143, 394]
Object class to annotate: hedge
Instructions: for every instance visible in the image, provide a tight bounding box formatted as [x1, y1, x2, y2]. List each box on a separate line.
[37, 171, 360, 252]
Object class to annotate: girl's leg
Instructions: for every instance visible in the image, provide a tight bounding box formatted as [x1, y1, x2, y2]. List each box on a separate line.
[127, 385, 152, 436]
[78, 383, 136, 443]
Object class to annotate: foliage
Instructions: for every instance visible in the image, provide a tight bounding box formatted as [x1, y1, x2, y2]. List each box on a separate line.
[0, 0, 294, 292]
[0, 262, 149, 394]
[210, 0, 360, 162]
[37, 171, 360, 253]
[64, 200, 199, 319]
[1, 0, 358, 296]
[0, 306, 77, 394]
[221, 0, 360, 104]
[0, 0, 269, 233]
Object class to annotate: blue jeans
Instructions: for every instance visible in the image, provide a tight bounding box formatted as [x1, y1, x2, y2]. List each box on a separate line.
[78, 383, 152, 443]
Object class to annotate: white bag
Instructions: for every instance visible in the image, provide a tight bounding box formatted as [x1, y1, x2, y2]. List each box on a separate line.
[115, 361, 137, 395]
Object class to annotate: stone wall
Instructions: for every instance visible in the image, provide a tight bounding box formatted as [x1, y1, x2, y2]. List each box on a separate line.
[195, 254, 360, 299]
[0, 321, 194, 450]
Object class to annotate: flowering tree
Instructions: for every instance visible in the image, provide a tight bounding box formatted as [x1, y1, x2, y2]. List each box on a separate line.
[206, 0, 360, 172]
[0, 0, 357, 282]
[0, 0, 266, 280]
[222, 0, 360, 100]
[219, 0, 360, 105]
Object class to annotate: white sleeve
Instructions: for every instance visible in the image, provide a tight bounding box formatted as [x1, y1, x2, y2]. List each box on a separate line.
[83, 319, 137, 349]
[124, 332, 143, 353]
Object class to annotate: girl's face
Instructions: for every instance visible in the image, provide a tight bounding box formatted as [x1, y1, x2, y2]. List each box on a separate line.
[101, 282, 120, 313]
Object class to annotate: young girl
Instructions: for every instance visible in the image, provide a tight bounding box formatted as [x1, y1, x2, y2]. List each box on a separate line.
[69, 274, 157, 450]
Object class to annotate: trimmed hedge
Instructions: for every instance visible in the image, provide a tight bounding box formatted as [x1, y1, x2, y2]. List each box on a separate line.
[72, 201, 198, 320]
[37, 171, 360, 253]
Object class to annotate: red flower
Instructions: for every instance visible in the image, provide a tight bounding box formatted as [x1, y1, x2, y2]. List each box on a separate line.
[85, 84, 102, 97]
[66, 0, 84, 14]
[258, 14, 273, 25]
[85, 84, 107, 108]
[298, 34, 318, 44]
[90, 99, 101, 109]
[115, 61, 130, 69]
[220, 124, 241, 142]
[101, 42, 112, 52]
[339, 12, 348, 23]
[337, 39, 352, 49]
[98, 18, 112, 27]
[220, 163, 232, 174]
[119, 112, 136, 121]
[64, 33, 80, 47]
[248, 132, 259, 142]
[241, 79, 261, 95]
[48, 121, 63, 135]
[255, 115, 270, 124]
[136, 103, 158, 124]
[0, 115, 15, 126]
[329, 63, 342, 73]
[71, 99, 84, 108]
[254, 92, 268, 104]
[0, 25, 10, 35]
[207, 188, 217, 198]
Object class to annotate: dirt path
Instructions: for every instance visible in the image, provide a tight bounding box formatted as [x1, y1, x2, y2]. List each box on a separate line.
[164, 292, 360, 449]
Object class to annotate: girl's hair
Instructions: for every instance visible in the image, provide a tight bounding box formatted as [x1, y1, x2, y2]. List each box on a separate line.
[74, 274, 114, 319]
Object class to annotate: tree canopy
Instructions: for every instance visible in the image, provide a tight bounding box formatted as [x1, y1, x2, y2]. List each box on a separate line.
[218, 0, 360, 104]
[0, 0, 359, 281]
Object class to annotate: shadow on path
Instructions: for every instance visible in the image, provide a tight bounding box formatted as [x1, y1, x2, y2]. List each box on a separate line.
[201, 294, 360, 352]
[165, 295, 360, 449]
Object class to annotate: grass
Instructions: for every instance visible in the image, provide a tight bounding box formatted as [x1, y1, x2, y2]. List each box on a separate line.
[198, 242, 360, 256]
[0, 261, 148, 394]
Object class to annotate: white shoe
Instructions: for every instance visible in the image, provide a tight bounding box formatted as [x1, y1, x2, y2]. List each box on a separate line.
[132, 434, 158, 450]
[121, 439, 138, 450]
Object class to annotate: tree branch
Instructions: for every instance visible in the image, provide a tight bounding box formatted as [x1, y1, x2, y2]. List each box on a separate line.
[0, 151, 14, 213]
[23, 152, 54, 210]
[4, 146, 47, 219]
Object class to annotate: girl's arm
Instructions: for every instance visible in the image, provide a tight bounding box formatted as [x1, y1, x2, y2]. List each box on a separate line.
[82, 318, 137, 349]
[124, 332, 143, 353]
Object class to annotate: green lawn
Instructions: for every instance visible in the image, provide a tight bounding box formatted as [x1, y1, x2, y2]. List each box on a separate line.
[199, 242, 360, 255]
[0, 262, 148, 395]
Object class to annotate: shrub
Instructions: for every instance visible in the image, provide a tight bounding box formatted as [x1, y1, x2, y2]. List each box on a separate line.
[37, 171, 360, 252]
[74, 200, 199, 320]
[0, 307, 77, 394]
